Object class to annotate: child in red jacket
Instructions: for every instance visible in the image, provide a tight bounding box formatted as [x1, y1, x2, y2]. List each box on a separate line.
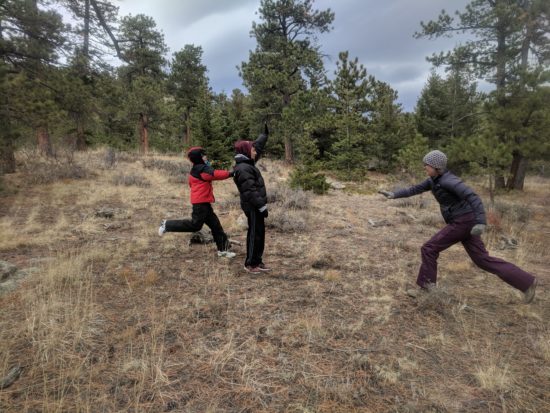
[158, 147, 236, 258]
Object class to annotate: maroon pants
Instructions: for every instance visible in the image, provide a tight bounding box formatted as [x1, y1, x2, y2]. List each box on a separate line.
[417, 213, 535, 292]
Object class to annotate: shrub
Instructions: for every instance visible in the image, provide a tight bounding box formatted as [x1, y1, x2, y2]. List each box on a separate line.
[142, 158, 190, 177]
[17, 150, 92, 184]
[103, 148, 117, 169]
[492, 201, 531, 224]
[268, 186, 311, 210]
[290, 166, 329, 195]
[267, 209, 307, 232]
[111, 173, 151, 187]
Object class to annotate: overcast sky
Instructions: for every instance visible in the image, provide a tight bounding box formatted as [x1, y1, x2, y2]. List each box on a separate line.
[116, 0, 474, 112]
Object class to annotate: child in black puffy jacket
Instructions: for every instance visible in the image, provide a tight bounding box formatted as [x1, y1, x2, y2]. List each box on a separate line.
[233, 123, 270, 273]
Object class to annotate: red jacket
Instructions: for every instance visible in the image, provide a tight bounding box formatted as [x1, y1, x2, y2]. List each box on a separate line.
[188, 163, 230, 204]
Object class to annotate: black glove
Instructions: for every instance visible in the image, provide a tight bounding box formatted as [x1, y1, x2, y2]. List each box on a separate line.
[264, 121, 269, 135]
[229, 170, 235, 177]
[259, 207, 268, 218]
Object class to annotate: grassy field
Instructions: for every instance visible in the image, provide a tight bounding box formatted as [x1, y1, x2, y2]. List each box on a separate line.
[0, 149, 548, 412]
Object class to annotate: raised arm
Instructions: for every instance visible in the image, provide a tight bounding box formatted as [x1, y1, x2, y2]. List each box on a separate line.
[253, 122, 269, 158]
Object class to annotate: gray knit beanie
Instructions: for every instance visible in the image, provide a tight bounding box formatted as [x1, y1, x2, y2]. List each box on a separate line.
[423, 150, 447, 170]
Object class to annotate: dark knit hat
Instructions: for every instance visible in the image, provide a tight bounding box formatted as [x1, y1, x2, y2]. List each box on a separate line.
[234, 140, 253, 158]
[423, 150, 447, 170]
[187, 147, 205, 164]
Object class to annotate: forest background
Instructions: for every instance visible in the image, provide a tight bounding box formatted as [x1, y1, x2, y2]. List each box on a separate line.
[1, 0, 549, 190]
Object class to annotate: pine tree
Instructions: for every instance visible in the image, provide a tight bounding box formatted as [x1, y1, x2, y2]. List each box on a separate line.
[118, 14, 168, 154]
[240, 0, 334, 162]
[0, 0, 65, 170]
[167, 45, 208, 147]
[416, 0, 550, 189]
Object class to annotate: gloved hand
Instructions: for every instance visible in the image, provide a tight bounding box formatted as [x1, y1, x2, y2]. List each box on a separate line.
[378, 190, 395, 199]
[264, 121, 269, 135]
[229, 170, 235, 177]
[259, 206, 268, 218]
[470, 224, 486, 236]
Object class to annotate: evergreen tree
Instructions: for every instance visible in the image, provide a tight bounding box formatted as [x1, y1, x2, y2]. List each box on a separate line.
[415, 69, 481, 148]
[328, 51, 370, 176]
[416, 0, 550, 189]
[118, 14, 168, 153]
[57, 0, 121, 149]
[365, 79, 411, 171]
[167, 45, 208, 147]
[0, 0, 65, 170]
[240, 0, 334, 162]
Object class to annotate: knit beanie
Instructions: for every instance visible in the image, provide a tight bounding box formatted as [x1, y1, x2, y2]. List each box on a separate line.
[234, 140, 253, 158]
[423, 150, 447, 170]
[187, 147, 205, 165]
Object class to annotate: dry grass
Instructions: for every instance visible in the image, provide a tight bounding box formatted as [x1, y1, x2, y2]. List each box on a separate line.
[0, 149, 548, 412]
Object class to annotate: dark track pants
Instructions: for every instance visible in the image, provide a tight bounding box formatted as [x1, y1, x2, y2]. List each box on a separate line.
[244, 209, 265, 267]
[165, 203, 229, 252]
[417, 213, 536, 292]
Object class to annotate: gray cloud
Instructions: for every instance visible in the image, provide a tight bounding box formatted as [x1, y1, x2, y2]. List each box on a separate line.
[117, 0, 476, 111]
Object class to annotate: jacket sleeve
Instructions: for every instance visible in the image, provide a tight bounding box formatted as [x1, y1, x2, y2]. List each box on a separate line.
[393, 179, 432, 198]
[235, 168, 265, 209]
[200, 170, 230, 181]
[253, 130, 268, 158]
[442, 178, 487, 224]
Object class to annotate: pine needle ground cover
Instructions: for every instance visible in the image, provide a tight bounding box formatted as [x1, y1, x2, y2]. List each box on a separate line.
[0, 150, 548, 412]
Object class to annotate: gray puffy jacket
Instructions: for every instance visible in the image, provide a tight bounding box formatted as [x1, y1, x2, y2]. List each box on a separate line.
[393, 171, 486, 225]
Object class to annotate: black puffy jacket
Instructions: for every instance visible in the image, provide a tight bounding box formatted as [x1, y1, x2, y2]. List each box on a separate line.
[232, 130, 269, 213]
[233, 156, 267, 213]
[393, 171, 486, 224]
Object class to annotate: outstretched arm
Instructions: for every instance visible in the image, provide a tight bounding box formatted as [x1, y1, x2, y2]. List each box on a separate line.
[381, 179, 432, 199]
[200, 169, 231, 181]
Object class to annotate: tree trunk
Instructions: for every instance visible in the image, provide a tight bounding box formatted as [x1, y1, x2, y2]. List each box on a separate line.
[83, 0, 90, 57]
[183, 110, 191, 146]
[139, 113, 149, 154]
[37, 126, 53, 156]
[494, 174, 506, 189]
[507, 152, 528, 190]
[75, 115, 87, 150]
[284, 134, 294, 163]
[0, 137, 16, 174]
[283, 92, 294, 163]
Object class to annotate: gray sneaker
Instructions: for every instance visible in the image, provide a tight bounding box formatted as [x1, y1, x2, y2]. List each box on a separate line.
[524, 278, 537, 304]
[217, 251, 236, 258]
[158, 220, 167, 236]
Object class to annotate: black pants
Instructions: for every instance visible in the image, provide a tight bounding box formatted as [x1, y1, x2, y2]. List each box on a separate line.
[244, 209, 265, 267]
[165, 203, 229, 252]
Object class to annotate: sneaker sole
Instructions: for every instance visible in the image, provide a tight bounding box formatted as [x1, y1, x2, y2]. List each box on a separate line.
[243, 266, 262, 274]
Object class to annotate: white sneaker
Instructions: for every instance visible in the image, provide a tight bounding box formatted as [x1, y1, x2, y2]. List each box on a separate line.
[217, 251, 236, 258]
[158, 220, 167, 236]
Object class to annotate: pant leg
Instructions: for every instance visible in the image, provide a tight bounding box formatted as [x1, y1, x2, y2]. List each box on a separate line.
[417, 217, 471, 288]
[203, 204, 230, 252]
[462, 236, 535, 292]
[245, 209, 265, 267]
[165, 203, 208, 232]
